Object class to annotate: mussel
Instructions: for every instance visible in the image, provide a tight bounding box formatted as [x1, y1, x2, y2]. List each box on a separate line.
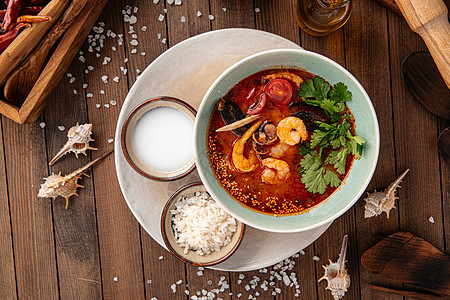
[252, 121, 278, 155]
[289, 101, 330, 131]
[218, 98, 251, 136]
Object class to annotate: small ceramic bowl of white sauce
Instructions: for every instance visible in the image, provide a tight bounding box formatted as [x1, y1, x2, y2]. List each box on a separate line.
[121, 96, 196, 181]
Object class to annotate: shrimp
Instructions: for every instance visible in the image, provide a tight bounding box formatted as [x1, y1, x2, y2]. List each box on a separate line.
[276, 116, 308, 146]
[269, 142, 294, 159]
[261, 158, 290, 184]
[263, 71, 304, 87]
[232, 120, 263, 172]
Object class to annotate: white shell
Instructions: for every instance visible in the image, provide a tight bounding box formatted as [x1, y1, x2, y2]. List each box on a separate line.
[38, 151, 112, 208]
[319, 235, 350, 300]
[363, 169, 409, 219]
[49, 123, 97, 165]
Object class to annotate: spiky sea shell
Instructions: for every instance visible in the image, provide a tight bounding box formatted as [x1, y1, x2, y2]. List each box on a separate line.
[318, 235, 350, 300]
[364, 169, 409, 219]
[49, 123, 97, 165]
[38, 150, 112, 209]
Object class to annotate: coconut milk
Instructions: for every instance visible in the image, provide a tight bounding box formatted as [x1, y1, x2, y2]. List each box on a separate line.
[133, 107, 194, 172]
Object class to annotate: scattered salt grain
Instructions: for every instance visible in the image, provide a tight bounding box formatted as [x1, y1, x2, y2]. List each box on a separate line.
[87, 93, 93, 98]
[197, 271, 203, 276]
[164, 8, 167, 13]
[207, 280, 212, 285]
[112, 46, 116, 51]
[39, 122, 45, 128]
[429, 216, 435, 223]
[196, 10, 202, 17]
[180, 16, 186, 23]
[244, 285, 250, 291]
[313, 256, 320, 261]
[87, 65, 94, 71]
[153, 0, 159, 3]
[83, 83, 88, 89]
[129, 15, 137, 24]
[237, 293, 242, 298]
[107, 139, 113, 144]
[134, 6, 138, 13]
[130, 39, 138, 46]
[198, 267, 204, 270]
[100, 90, 105, 95]
[79, 55, 85, 63]
[101, 75, 108, 83]
[176, 280, 182, 285]
[299, 249, 306, 255]
[184, 290, 189, 295]
[73, 89, 77, 95]
[136, 69, 141, 74]
[147, 280, 152, 284]
[150, 298, 157, 300]
[113, 76, 119, 83]
[158, 14, 165, 21]
[157, 33, 161, 39]
[66, 73, 72, 77]
[208, 15, 214, 20]
[110, 100, 117, 106]
[131, 49, 137, 54]
[124, 58, 128, 63]
[95, 104, 101, 108]
[141, 52, 146, 56]
[69, 77, 76, 83]
[175, 0, 182, 5]
[171, 284, 176, 293]
[96, 53, 101, 58]
[275, 287, 281, 294]
[161, 38, 166, 44]
[159, 256, 163, 260]
[222, 7, 227, 12]
[167, 0, 174, 4]
[255, 8, 261, 13]
[104, 104, 110, 109]
[141, 26, 147, 32]
[113, 277, 118, 282]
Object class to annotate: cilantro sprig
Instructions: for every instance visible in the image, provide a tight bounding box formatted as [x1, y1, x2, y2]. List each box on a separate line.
[299, 77, 352, 122]
[297, 78, 366, 195]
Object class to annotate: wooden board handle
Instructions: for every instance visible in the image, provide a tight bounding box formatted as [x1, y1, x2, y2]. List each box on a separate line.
[396, 0, 450, 89]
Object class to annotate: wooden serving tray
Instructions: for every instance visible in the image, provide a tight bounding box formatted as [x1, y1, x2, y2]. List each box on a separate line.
[0, 0, 108, 124]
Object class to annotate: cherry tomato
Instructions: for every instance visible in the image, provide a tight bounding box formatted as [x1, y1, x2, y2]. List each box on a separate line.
[247, 93, 267, 115]
[264, 79, 293, 105]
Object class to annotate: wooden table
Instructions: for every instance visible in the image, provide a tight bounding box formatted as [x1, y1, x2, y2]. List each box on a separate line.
[1, 0, 448, 299]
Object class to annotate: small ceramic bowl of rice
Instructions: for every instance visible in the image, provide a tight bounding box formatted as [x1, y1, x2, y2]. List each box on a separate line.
[161, 182, 245, 266]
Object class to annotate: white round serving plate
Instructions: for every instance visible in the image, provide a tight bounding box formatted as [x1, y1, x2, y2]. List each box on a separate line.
[114, 28, 331, 272]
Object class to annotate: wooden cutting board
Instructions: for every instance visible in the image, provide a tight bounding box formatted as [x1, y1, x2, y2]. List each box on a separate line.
[0, 0, 108, 124]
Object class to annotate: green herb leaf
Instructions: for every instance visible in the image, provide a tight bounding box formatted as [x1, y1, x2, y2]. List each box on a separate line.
[298, 78, 316, 98]
[300, 151, 322, 172]
[299, 143, 313, 156]
[329, 82, 352, 103]
[324, 170, 341, 188]
[313, 76, 330, 100]
[302, 168, 327, 194]
[326, 149, 348, 174]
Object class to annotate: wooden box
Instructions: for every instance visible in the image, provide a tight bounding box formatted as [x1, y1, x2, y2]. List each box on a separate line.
[0, 0, 108, 124]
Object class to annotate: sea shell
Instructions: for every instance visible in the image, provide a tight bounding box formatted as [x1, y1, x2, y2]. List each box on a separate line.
[364, 169, 409, 219]
[318, 235, 350, 300]
[49, 123, 97, 165]
[38, 150, 113, 209]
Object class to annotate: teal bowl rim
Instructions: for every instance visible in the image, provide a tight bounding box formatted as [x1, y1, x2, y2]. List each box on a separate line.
[193, 49, 380, 233]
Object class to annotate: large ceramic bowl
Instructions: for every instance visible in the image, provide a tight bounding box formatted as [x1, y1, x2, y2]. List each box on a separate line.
[193, 49, 380, 233]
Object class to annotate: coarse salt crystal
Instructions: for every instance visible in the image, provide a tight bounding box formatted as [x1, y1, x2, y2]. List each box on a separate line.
[79, 55, 85, 63]
[134, 6, 138, 13]
[100, 90, 105, 95]
[132, 33, 137, 39]
[73, 89, 77, 95]
[141, 52, 146, 56]
[175, 0, 182, 5]
[87, 65, 94, 71]
[112, 46, 116, 51]
[131, 49, 137, 54]
[197, 271, 203, 276]
[136, 69, 141, 73]
[197, 10, 202, 17]
[159, 256, 163, 260]
[87, 93, 93, 98]
[158, 14, 165, 21]
[96, 53, 101, 58]
[167, 0, 174, 4]
[147, 280, 152, 284]
[153, 0, 159, 3]
[141, 26, 147, 31]
[69, 77, 75, 83]
[222, 7, 227, 11]
[58, 126, 65, 131]
[161, 38, 166, 44]
[208, 15, 214, 20]
[101, 75, 108, 83]
[129, 15, 137, 24]
[313, 256, 320, 261]
[113, 76, 119, 83]
[130, 39, 138, 46]
[124, 58, 128, 63]
[255, 8, 261, 12]
[104, 104, 110, 108]
[164, 8, 167, 13]
[113, 277, 118, 282]
[157, 33, 161, 39]
[66, 73, 72, 77]
[39, 122, 45, 128]
[429, 216, 435, 223]
[83, 83, 88, 89]
[180, 16, 186, 23]
[107, 138, 114, 144]
[95, 104, 101, 108]
[110, 100, 117, 106]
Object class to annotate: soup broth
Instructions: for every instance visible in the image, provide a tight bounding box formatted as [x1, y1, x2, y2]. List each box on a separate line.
[207, 68, 358, 216]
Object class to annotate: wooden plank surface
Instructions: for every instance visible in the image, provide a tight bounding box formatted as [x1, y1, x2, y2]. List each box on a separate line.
[0, 0, 447, 299]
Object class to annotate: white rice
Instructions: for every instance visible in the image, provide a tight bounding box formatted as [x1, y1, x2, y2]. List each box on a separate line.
[170, 191, 237, 255]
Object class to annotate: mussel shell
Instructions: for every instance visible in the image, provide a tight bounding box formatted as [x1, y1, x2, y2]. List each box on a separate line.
[218, 98, 250, 136]
[291, 110, 329, 131]
[252, 121, 277, 145]
[252, 141, 269, 155]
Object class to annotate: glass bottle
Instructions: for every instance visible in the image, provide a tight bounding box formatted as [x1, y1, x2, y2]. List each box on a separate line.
[294, 0, 353, 36]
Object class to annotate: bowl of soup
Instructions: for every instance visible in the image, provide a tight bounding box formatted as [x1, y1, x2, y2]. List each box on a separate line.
[193, 49, 379, 233]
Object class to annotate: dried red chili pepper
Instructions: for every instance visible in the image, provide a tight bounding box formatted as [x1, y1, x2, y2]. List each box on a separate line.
[2, 0, 24, 30]
[24, 0, 46, 5]
[1, 5, 43, 21]
[0, 22, 29, 53]
[16, 14, 50, 23]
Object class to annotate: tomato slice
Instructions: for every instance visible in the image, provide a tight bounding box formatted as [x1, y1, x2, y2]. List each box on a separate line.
[264, 79, 293, 105]
[247, 93, 267, 115]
